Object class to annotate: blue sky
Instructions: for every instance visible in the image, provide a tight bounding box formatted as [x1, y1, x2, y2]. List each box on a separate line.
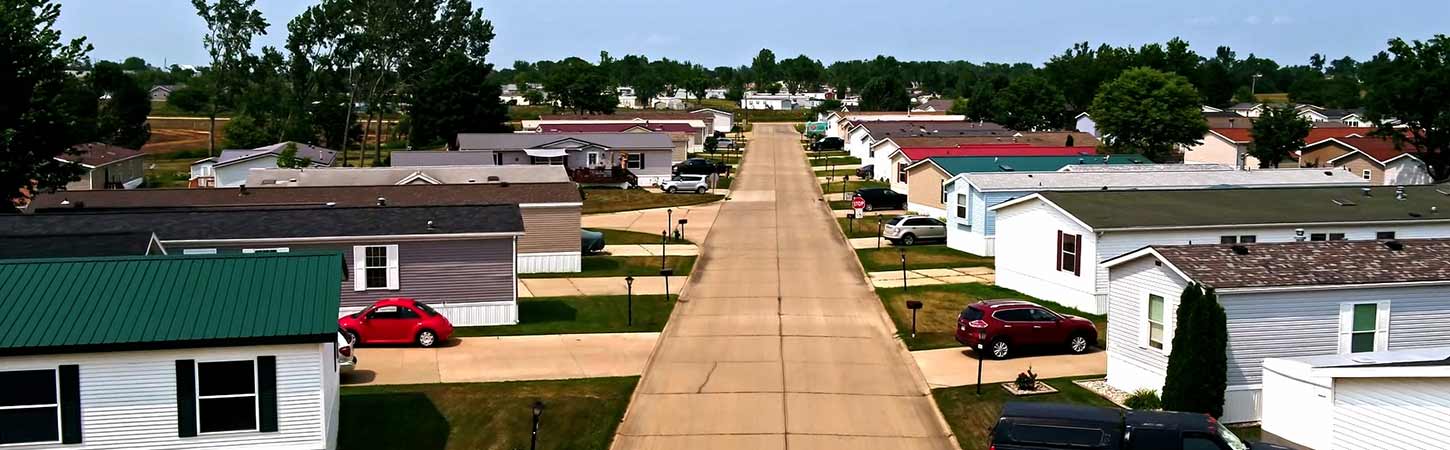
[57, 0, 1450, 68]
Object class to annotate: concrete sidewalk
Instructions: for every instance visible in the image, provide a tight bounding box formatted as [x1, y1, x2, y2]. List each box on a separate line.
[602, 244, 700, 257]
[867, 267, 995, 288]
[343, 332, 660, 386]
[583, 202, 721, 243]
[911, 347, 1106, 389]
[519, 276, 687, 298]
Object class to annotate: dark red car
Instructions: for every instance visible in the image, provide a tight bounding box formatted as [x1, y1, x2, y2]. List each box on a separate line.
[338, 298, 454, 348]
[955, 299, 1098, 359]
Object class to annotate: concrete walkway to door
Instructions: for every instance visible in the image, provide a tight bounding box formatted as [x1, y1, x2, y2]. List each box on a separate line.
[611, 123, 958, 450]
[342, 332, 660, 386]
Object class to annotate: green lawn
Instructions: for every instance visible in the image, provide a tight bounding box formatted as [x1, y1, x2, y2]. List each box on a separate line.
[809, 156, 861, 167]
[582, 188, 723, 214]
[836, 216, 890, 238]
[877, 283, 1105, 351]
[144, 157, 193, 188]
[821, 180, 889, 193]
[934, 376, 1118, 450]
[815, 168, 857, 177]
[339, 377, 637, 450]
[454, 295, 676, 337]
[593, 228, 692, 245]
[521, 256, 695, 278]
[856, 245, 993, 272]
[808, 150, 850, 158]
[829, 200, 852, 210]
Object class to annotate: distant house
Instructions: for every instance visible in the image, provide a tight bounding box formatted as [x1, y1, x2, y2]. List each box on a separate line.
[3, 204, 526, 326]
[911, 98, 955, 113]
[1299, 137, 1432, 185]
[1102, 239, 1450, 423]
[0, 252, 343, 449]
[990, 185, 1450, 314]
[888, 148, 1124, 194]
[1261, 347, 1450, 449]
[190, 142, 338, 188]
[944, 167, 1366, 256]
[842, 120, 1009, 162]
[247, 165, 571, 187]
[537, 122, 701, 161]
[868, 132, 1098, 177]
[1183, 127, 1376, 169]
[444, 132, 677, 186]
[817, 110, 964, 140]
[526, 111, 722, 137]
[1073, 113, 1096, 137]
[148, 84, 181, 102]
[54, 143, 145, 190]
[27, 182, 582, 274]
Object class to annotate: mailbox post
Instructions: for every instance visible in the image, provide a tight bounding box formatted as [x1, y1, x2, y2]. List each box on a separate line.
[660, 267, 674, 302]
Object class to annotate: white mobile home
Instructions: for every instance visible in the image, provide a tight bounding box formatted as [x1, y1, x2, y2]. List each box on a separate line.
[0, 253, 343, 449]
[991, 185, 1450, 314]
[1101, 240, 1450, 424]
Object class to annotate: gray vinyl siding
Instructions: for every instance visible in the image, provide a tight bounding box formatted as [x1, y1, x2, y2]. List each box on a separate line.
[520, 205, 581, 254]
[169, 238, 516, 310]
[1106, 256, 1188, 385]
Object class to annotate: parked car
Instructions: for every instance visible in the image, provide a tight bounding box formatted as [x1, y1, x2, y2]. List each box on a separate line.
[673, 158, 726, 176]
[853, 187, 906, 211]
[662, 174, 710, 194]
[954, 299, 1098, 359]
[336, 329, 356, 371]
[581, 229, 606, 254]
[991, 401, 1287, 450]
[338, 298, 454, 348]
[811, 137, 844, 151]
[716, 138, 735, 149]
[855, 164, 874, 179]
[882, 215, 946, 245]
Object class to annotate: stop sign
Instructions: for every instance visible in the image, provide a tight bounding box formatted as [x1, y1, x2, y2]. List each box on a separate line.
[851, 194, 866, 210]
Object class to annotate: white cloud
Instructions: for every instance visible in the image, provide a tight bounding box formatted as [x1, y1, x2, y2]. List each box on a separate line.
[1271, 16, 1294, 25]
[1185, 16, 1219, 26]
[1244, 15, 1262, 25]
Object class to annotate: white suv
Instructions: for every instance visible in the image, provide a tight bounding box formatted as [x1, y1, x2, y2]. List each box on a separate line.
[662, 174, 710, 194]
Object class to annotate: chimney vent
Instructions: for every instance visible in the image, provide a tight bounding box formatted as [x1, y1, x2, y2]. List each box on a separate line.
[1294, 228, 1306, 242]
[1231, 245, 1249, 255]
[426, 220, 435, 230]
[60, 198, 70, 206]
[377, 197, 387, 207]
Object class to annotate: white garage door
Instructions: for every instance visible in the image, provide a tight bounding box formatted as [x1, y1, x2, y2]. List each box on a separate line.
[1333, 378, 1450, 450]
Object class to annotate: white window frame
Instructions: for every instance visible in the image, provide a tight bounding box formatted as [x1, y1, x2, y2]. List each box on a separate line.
[0, 368, 62, 446]
[1362, 169, 1371, 180]
[587, 152, 600, 167]
[194, 359, 259, 435]
[1338, 301, 1391, 354]
[1141, 293, 1174, 354]
[352, 245, 400, 291]
[955, 193, 968, 219]
[241, 247, 290, 254]
[626, 153, 644, 169]
[182, 248, 218, 255]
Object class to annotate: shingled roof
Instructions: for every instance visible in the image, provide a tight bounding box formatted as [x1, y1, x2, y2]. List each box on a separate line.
[1122, 239, 1450, 289]
[25, 182, 580, 212]
[2, 205, 525, 241]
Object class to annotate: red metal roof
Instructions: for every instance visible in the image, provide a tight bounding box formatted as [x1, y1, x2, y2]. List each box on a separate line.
[1210, 127, 1376, 145]
[1327, 137, 1421, 162]
[899, 145, 1094, 161]
[538, 123, 700, 133]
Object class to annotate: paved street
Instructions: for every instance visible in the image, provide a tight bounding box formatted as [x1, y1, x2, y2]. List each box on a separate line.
[612, 124, 957, 450]
[343, 332, 659, 385]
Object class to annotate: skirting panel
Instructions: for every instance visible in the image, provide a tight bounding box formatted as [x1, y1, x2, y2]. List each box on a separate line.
[519, 251, 582, 273]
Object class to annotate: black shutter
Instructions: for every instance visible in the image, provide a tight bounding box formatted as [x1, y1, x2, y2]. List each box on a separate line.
[1056, 230, 1064, 271]
[59, 365, 81, 444]
[258, 356, 278, 432]
[1073, 234, 1082, 276]
[176, 360, 196, 438]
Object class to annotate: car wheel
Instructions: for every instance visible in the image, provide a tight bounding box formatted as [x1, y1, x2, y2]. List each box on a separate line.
[696, 186, 707, 194]
[416, 329, 439, 348]
[864, 203, 874, 212]
[1068, 334, 1091, 354]
[666, 186, 677, 194]
[902, 234, 916, 246]
[990, 339, 1012, 359]
[343, 329, 359, 345]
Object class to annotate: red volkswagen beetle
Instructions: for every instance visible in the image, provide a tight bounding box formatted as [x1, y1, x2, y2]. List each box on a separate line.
[338, 298, 454, 348]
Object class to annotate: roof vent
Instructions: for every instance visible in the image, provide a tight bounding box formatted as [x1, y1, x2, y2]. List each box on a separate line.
[1385, 240, 1405, 251]
[60, 198, 70, 206]
[1332, 199, 1356, 206]
[377, 197, 387, 207]
[325, 202, 336, 207]
[999, 165, 1014, 172]
[1324, 171, 1333, 176]
[487, 176, 501, 182]
[238, 185, 248, 196]
[1362, 187, 1373, 197]
[1410, 211, 1423, 218]
[1231, 245, 1249, 255]
[426, 220, 435, 230]
[500, 181, 510, 187]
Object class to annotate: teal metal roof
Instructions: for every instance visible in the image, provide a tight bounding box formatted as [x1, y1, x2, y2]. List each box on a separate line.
[0, 252, 343, 355]
[927, 155, 1152, 175]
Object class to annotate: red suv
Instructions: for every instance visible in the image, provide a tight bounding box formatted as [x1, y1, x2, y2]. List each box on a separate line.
[339, 298, 454, 348]
[955, 299, 1098, 359]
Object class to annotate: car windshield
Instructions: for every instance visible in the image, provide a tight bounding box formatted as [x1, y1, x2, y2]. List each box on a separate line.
[1216, 425, 1249, 450]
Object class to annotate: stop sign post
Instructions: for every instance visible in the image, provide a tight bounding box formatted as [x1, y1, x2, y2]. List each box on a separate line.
[851, 194, 866, 217]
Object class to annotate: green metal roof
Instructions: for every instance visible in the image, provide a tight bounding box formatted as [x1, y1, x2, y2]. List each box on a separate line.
[1038, 185, 1450, 230]
[0, 252, 343, 355]
[927, 155, 1151, 175]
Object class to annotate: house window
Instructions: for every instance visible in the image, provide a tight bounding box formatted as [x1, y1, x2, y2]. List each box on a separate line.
[1219, 235, 1257, 244]
[182, 248, 218, 255]
[627, 154, 644, 169]
[530, 156, 565, 166]
[897, 162, 908, 183]
[1362, 169, 1371, 180]
[1057, 232, 1081, 275]
[1310, 233, 1346, 241]
[1377, 231, 1396, 240]
[354, 245, 399, 291]
[242, 248, 289, 254]
[1146, 294, 1167, 351]
[956, 194, 967, 219]
[940, 183, 948, 204]
[587, 152, 600, 167]
[1340, 302, 1390, 354]
[0, 369, 60, 445]
[195, 360, 258, 433]
[492, 153, 503, 165]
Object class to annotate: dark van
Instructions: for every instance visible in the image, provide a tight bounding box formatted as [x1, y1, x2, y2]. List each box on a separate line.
[991, 402, 1289, 450]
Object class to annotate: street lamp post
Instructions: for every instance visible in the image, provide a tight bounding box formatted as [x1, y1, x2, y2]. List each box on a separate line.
[624, 276, 635, 326]
[530, 401, 545, 450]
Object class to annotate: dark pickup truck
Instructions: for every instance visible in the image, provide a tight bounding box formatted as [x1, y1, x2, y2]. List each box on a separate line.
[991, 402, 1289, 450]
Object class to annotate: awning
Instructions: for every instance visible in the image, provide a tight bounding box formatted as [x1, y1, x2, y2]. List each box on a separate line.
[523, 148, 568, 158]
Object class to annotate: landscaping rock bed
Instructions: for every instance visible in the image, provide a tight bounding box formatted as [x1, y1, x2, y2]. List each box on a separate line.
[1073, 378, 1130, 408]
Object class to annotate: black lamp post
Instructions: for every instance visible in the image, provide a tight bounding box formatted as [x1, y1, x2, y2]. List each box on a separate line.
[624, 276, 635, 326]
[530, 400, 545, 450]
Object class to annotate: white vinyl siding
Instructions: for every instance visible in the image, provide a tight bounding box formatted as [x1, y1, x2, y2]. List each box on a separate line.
[1339, 301, 1390, 354]
[1106, 256, 1189, 398]
[352, 245, 399, 291]
[0, 344, 332, 450]
[1332, 378, 1450, 450]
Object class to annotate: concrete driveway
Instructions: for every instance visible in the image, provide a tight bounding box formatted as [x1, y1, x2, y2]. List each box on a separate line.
[582, 202, 721, 243]
[911, 347, 1107, 389]
[342, 332, 659, 386]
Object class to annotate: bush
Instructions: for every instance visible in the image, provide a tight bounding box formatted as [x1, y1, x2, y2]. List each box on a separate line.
[1014, 367, 1039, 391]
[1125, 389, 1162, 410]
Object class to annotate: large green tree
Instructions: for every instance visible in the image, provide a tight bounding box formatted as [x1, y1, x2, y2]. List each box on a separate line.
[991, 75, 1066, 131]
[1, 0, 90, 206]
[408, 52, 510, 149]
[1162, 283, 1229, 418]
[90, 62, 153, 149]
[1090, 67, 1208, 161]
[1249, 105, 1311, 168]
[542, 57, 617, 114]
[750, 48, 777, 89]
[191, 0, 269, 155]
[1361, 35, 1450, 179]
[858, 76, 909, 111]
